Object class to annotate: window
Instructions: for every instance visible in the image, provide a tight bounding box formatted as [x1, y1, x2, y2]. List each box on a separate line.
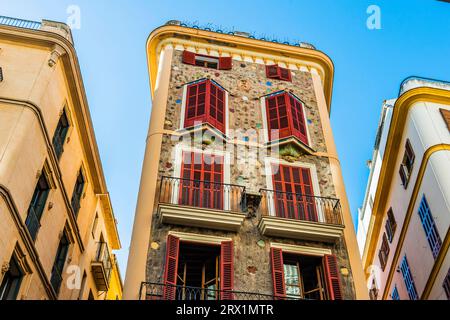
[399, 139, 415, 188]
[0, 254, 24, 300]
[0, 67, 3, 82]
[179, 151, 224, 210]
[392, 285, 400, 300]
[182, 51, 232, 70]
[265, 92, 308, 145]
[25, 170, 51, 241]
[369, 278, 379, 300]
[270, 248, 342, 300]
[271, 164, 317, 222]
[52, 109, 70, 160]
[91, 212, 99, 238]
[184, 79, 226, 134]
[440, 109, 450, 131]
[378, 233, 390, 271]
[78, 271, 87, 300]
[418, 196, 442, 259]
[266, 65, 292, 82]
[385, 208, 397, 243]
[400, 256, 418, 300]
[162, 235, 234, 300]
[50, 231, 70, 295]
[71, 168, 85, 217]
[443, 269, 450, 300]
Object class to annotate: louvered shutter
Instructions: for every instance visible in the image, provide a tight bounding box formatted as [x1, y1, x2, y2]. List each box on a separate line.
[279, 67, 292, 82]
[270, 247, 286, 299]
[265, 93, 290, 140]
[220, 241, 234, 300]
[288, 94, 308, 145]
[266, 65, 280, 79]
[182, 50, 196, 65]
[184, 80, 208, 128]
[440, 108, 450, 131]
[323, 255, 343, 300]
[163, 235, 180, 300]
[218, 57, 232, 70]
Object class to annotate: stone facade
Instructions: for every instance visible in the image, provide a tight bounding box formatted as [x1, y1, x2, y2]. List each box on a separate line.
[145, 50, 356, 299]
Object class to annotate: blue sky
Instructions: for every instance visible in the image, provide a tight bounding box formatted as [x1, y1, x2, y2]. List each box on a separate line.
[2, 0, 450, 277]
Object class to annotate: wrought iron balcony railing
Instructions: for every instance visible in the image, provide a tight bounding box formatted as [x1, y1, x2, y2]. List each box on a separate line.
[139, 283, 305, 301]
[159, 176, 247, 213]
[259, 189, 343, 225]
[0, 16, 42, 30]
[92, 242, 113, 292]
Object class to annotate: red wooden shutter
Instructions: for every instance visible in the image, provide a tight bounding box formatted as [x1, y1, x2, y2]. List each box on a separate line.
[184, 80, 208, 128]
[163, 235, 180, 300]
[266, 93, 290, 141]
[288, 94, 308, 145]
[218, 57, 232, 70]
[182, 50, 196, 65]
[208, 82, 226, 133]
[266, 65, 280, 79]
[270, 247, 286, 299]
[323, 255, 343, 300]
[179, 152, 224, 209]
[220, 241, 234, 300]
[279, 67, 292, 82]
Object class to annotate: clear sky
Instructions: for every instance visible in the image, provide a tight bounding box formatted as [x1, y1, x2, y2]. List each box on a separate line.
[2, 0, 450, 277]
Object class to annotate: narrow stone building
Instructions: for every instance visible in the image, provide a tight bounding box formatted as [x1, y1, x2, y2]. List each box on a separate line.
[124, 21, 368, 300]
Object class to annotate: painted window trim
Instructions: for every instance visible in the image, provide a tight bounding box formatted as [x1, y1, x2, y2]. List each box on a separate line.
[179, 79, 230, 137]
[260, 93, 311, 146]
[168, 231, 232, 245]
[263, 158, 324, 222]
[172, 144, 231, 210]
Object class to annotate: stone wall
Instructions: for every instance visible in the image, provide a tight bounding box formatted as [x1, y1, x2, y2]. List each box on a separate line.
[146, 50, 356, 299]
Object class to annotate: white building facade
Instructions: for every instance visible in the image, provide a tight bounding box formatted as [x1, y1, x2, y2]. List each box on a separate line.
[357, 77, 450, 300]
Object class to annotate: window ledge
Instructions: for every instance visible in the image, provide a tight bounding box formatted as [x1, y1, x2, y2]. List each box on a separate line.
[158, 204, 246, 232]
[258, 216, 344, 243]
[266, 137, 316, 156]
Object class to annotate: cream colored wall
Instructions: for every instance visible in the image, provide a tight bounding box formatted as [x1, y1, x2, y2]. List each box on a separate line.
[0, 31, 120, 300]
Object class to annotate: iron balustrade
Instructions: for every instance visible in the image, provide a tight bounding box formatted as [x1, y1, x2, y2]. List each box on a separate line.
[159, 176, 246, 213]
[94, 242, 113, 284]
[259, 189, 343, 225]
[0, 16, 41, 30]
[139, 282, 306, 301]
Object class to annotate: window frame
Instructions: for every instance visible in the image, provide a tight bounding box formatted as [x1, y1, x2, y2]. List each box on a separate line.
[400, 256, 419, 300]
[182, 50, 232, 70]
[418, 195, 442, 259]
[0, 254, 25, 300]
[266, 65, 292, 82]
[52, 107, 70, 160]
[261, 91, 310, 146]
[71, 167, 86, 218]
[378, 233, 390, 271]
[385, 208, 397, 243]
[179, 79, 229, 136]
[399, 139, 415, 188]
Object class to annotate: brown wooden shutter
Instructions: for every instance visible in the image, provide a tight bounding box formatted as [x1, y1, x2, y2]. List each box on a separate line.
[323, 255, 343, 300]
[218, 57, 232, 70]
[270, 247, 286, 299]
[220, 241, 234, 300]
[440, 108, 450, 131]
[163, 235, 180, 300]
[182, 50, 196, 65]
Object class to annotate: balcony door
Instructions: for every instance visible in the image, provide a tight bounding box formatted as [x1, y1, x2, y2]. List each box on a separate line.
[179, 151, 224, 210]
[271, 164, 318, 222]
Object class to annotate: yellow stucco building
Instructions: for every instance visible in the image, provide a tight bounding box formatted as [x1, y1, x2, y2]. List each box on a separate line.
[0, 16, 122, 300]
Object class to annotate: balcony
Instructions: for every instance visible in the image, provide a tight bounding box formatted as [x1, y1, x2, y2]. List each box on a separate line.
[139, 283, 305, 300]
[158, 177, 247, 232]
[91, 242, 112, 292]
[257, 189, 344, 242]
